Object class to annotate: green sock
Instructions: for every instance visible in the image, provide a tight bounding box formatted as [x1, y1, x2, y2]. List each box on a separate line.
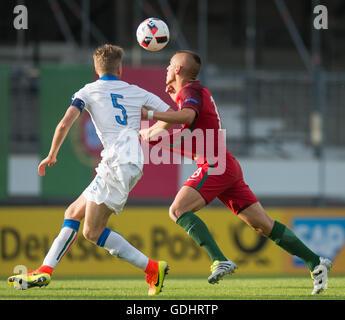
[269, 220, 320, 271]
[176, 211, 227, 262]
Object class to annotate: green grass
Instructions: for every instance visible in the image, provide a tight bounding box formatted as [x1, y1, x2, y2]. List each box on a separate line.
[0, 275, 344, 300]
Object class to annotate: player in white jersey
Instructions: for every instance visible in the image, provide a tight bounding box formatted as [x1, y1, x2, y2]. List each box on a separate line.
[8, 44, 172, 296]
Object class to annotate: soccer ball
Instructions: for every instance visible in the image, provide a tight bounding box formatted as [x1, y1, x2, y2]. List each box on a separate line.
[136, 18, 170, 51]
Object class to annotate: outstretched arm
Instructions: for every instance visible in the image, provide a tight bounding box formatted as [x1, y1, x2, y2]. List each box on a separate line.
[140, 107, 196, 142]
[140, 84, 196, 141]
[140, 107, 175, 141]
[38, 106, 80, 176]
[142, 85, 196, 125]
[142, 107, 196, 125]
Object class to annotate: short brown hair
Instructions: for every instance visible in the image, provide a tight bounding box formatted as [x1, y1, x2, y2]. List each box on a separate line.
[176, 50, 201, 79]
[93, 44, 124, 74]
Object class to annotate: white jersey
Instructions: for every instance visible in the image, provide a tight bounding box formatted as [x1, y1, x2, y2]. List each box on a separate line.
[72, 74, 170, 171]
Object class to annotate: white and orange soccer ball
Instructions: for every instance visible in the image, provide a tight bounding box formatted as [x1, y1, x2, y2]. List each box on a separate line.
[136, 18, 170, 51]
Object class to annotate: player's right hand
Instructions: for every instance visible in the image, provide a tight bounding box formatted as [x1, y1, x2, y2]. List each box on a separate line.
[38, 155, 57, 176]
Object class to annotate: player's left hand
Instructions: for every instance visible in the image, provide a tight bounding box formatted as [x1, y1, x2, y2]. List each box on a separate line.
[38, 155, 57, 176]
[139, 128, 151, 141]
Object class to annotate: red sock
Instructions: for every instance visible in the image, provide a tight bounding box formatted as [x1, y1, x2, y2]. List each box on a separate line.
[37, 265, 54, 275]
[144, 259, 158, 274]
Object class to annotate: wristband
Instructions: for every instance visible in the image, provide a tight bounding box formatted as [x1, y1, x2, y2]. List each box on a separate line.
[147, 110, 154, 120]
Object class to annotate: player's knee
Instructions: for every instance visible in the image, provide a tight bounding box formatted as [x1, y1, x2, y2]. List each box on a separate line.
[169, 205, 184, 222]
[82, 227, 99, 244]
[65, 204, 83, 221]
[251, 225, 264, 235]
[252, 218, 274, 237]
[248, 222, 270, 237]
[168, 206, 176, 221]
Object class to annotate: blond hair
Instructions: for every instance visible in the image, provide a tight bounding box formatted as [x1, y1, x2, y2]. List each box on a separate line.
[93, 44, 124, 75]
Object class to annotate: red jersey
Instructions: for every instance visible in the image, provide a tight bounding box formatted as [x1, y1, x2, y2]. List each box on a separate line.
[178, 82, 258, 212]
[177, 80, 221, 128]
[171, 80, 229, 168]
[149, 81, 259, 212]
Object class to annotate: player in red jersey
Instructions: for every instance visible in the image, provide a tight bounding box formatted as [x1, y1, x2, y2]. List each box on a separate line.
[141, 50, 331, 294]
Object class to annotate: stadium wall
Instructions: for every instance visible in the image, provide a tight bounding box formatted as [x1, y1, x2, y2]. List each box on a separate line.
[39, 65, 95, 198]
[0, 207, 344, 277]
[1, 64, 344, 204]
[0, 66, 9, 201]
[1, 64, 345, 204]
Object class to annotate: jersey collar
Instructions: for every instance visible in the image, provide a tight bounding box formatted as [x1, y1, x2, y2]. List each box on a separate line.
[99, 74, 119, 81]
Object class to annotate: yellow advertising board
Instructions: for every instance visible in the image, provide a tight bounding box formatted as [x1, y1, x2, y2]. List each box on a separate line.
[0, 207, 285, 277]
[281, 208, 345, 275]
[0, 206, 344, 277]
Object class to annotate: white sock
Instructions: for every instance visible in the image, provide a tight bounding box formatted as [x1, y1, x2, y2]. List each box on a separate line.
[42, 219, 80, 268]
[97, 228, 149, 270]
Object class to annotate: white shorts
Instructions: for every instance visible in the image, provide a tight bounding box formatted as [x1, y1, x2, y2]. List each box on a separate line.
[83, 162, 142, 214]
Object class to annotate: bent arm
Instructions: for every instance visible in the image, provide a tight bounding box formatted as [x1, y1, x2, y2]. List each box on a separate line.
[150, 108, 196, 125]
[48, 106, 80, 158]
[140, 107, 196, 141]
[38, 106, 80, 176]
[140, 107, 174, 141]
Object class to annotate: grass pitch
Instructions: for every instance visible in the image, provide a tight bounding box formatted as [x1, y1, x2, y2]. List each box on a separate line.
[1, 275, 344, 300]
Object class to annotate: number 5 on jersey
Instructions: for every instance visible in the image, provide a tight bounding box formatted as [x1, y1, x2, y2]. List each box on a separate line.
[110, 93, 127, 125]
